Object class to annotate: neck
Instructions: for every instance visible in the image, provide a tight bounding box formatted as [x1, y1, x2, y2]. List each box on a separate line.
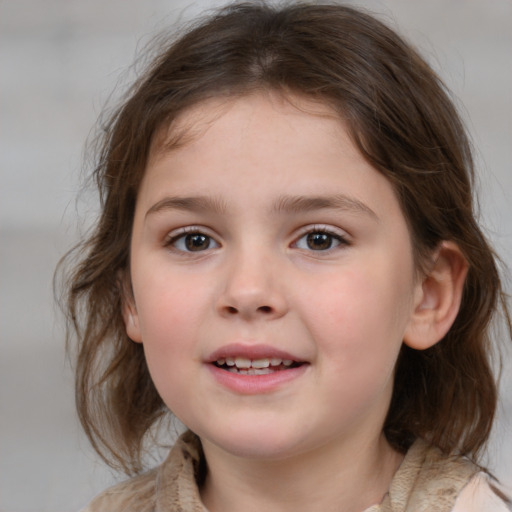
[200, 433, 403, 512]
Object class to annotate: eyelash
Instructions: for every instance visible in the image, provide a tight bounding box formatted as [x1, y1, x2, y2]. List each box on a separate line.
[292, 225, 350, 252]
[164, 225, 350, 254]
[164, 226, 220, 253]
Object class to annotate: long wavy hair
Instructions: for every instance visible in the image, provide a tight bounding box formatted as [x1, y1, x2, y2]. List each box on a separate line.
[58, 2, 511, 474]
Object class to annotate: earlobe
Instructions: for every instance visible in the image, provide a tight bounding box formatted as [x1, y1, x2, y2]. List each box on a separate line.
[122, 300, 143, 343]
[404, 241, 468, 350]
[118, 274, 143, 343]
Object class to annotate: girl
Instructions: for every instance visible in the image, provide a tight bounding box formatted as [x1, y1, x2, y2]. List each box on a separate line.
[62, 2, 511, 511]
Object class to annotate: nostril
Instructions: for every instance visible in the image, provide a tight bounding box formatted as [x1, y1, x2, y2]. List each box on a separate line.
[223, 304, 274, 316]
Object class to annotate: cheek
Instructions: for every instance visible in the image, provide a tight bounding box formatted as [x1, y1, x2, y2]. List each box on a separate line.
[134, 283, 203, 414]
[132, 272, 209, 381]
[307, 272, 410, 423]
[134, 264, 209, 339]
[309, 260, 415, 373]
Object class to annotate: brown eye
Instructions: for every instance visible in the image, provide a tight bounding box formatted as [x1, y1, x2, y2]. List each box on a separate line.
[306, 232, 334, 250]
[294, 229, 347, 252]
[169, 231, 219, 252]
[185, 233, 211, 251]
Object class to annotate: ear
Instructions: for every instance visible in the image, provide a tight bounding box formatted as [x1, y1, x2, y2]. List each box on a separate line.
[119, 273, 143, 343]
[404, 241, 468, 350]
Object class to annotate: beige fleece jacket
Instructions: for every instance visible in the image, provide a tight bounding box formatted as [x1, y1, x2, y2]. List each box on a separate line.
[82, 431, 510, 512]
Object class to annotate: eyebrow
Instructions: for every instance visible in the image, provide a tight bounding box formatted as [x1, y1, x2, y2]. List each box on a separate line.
[145, 196, 228, 217]
[145, 194, 378, 220]
[273, 194, 378, 220]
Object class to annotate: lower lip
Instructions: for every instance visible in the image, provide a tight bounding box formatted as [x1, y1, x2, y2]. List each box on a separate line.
[206, 364, 308, 394]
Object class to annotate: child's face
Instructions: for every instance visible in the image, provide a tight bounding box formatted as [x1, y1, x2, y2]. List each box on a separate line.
[125, 93, 422, 460]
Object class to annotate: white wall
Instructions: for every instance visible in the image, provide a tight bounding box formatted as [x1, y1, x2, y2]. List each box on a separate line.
[1, 1, 510, 510]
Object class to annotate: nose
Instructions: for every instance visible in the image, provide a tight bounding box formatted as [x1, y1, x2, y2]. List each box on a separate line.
[216, 249, 288, 321]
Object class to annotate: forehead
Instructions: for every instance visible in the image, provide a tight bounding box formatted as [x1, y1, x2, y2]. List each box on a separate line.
[136, 93, 406, 230]
[148, 92, 342, 166]
[143, 94, 363, 203]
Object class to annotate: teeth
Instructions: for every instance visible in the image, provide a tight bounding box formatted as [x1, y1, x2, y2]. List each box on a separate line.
[252, 358, 270, 368]
[227, 367, 274, 375]
[234, 356, 251, 369]
[215, 356, 295, 368]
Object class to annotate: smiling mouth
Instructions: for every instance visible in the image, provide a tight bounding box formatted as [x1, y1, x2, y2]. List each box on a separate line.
[213, 356, 303, 375]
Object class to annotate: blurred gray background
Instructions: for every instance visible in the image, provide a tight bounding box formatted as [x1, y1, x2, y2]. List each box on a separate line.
[1, 1, 511, 511]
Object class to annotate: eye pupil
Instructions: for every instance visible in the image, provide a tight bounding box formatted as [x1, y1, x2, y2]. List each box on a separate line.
[185, 233, 210, 251]
[307, 232, 332, 250]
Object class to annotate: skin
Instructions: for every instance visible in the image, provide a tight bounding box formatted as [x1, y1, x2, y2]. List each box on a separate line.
[123, 93, 466, 512]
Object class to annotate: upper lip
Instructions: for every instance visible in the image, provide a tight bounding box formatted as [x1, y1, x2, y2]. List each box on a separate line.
[206, 343, 305, 363]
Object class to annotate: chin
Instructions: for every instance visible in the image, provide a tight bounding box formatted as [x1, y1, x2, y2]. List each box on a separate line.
[194, 422, 298, 459]
[202, 424, 323, 462]
[217, 440, 299, 461]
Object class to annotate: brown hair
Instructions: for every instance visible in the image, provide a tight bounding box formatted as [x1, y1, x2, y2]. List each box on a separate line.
[59, 2, 511, 474]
